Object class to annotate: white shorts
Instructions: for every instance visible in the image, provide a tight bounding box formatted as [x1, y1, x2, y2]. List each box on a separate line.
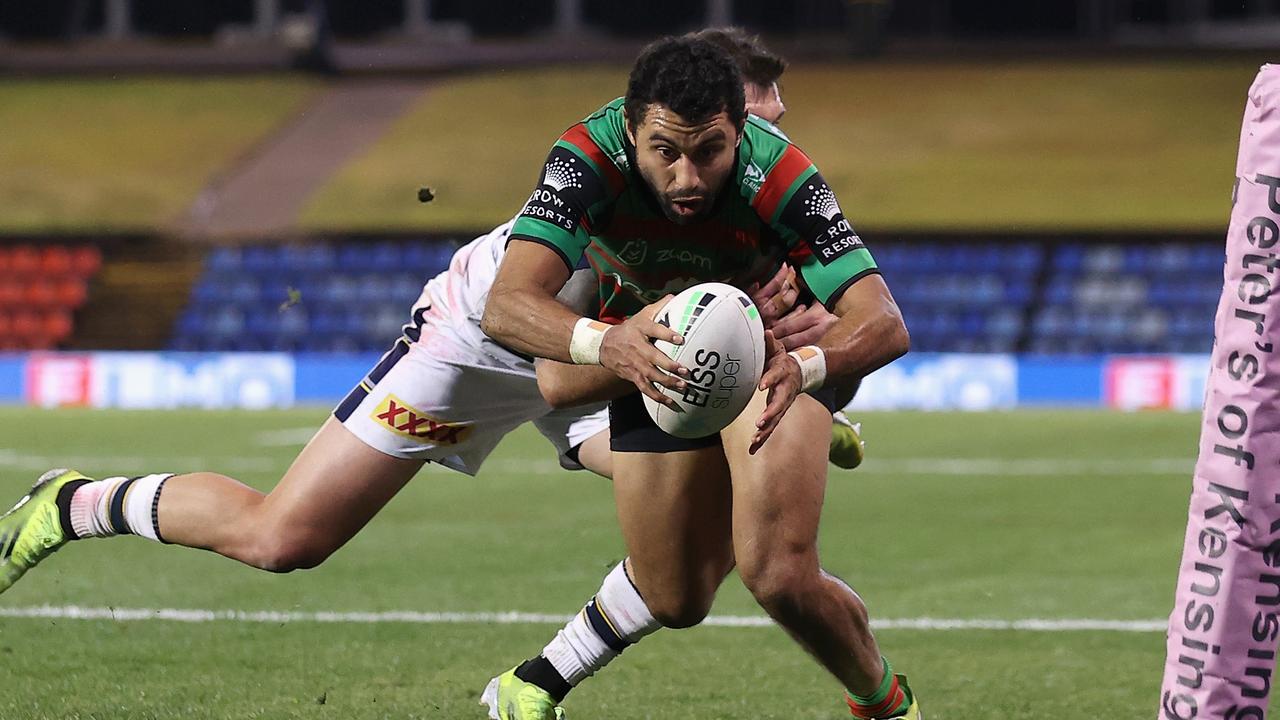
[334, 320, 609, 476]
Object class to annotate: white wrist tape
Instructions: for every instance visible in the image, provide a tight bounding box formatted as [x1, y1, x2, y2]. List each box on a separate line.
[569, 318, 611, 365]
[788, 345, 827, 393]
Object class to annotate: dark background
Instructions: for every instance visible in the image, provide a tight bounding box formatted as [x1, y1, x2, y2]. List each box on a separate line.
[2, 0, 1273, 41]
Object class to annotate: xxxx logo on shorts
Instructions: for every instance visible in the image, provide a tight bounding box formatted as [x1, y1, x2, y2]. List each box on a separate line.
[372, 395, 471, 445]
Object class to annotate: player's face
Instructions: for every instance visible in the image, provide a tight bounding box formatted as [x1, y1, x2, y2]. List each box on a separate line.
[745, 81, 785, 125]
[627, 103, 741, 225]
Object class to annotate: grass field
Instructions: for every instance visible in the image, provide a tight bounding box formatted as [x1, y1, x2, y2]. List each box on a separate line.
[0, 406, 1256, 718]
[303, 58, 1261, 233]
[0, 77, 317, 231]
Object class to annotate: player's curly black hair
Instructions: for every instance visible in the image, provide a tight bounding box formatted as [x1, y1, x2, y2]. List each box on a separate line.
[624, 35, 747, 133]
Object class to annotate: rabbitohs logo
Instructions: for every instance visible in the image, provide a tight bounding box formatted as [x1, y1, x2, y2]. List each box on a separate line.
[619, 239, 647, 265]
[609, 274, 703, 304]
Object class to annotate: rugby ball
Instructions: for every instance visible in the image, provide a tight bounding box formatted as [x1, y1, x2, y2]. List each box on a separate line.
[643, 283, 766, 438]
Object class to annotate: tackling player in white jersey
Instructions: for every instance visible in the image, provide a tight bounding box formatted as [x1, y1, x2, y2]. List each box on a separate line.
[0, 28, 856, 594]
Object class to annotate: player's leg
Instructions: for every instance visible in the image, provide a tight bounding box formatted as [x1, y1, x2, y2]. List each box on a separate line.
[572, 431, 611, 478]
[484, 395, 734, 720]
[155, 417, 422, 570]
[721, 389, 917, 718]
[0, 416, 422, 593]
[533, 405, 612, 479]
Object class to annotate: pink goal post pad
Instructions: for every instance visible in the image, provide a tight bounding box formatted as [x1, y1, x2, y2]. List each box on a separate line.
[1161, 64, 1280, 720]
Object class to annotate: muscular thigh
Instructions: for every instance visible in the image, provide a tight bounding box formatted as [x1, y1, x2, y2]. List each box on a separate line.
[721, 389, 831, 568]
[257, 417, 425, 545]
[612, 446, 734, 605]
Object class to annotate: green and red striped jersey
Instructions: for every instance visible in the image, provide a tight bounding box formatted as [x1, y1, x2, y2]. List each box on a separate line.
[510, 98, 878, 323]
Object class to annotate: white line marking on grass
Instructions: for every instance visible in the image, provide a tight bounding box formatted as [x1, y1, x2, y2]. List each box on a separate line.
[254, 427, 320, 447]
[0, 605, 1165, 632]
[0, 450, 278, 474]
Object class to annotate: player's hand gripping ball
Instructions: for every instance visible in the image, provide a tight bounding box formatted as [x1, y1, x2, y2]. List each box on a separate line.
[643, 283, 766, 438]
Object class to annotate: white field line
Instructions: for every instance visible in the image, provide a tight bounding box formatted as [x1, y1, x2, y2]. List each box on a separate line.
[0, 605, 1165, 632]
[0, 449, 277, 474]
[254, 427, 320, 447]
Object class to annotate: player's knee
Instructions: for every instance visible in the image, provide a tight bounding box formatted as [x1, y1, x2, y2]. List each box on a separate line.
[738, 553, 819, 619]
[247, 531, 336, 573]
[647, 592, 714, 629]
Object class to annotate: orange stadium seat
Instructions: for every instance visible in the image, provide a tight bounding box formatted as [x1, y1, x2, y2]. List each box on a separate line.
[71, 245, 102, 278]
[9, 245, 40, 274]
[0, 244, 102, 348]
[0, 280, 21, 308]
[42, 309, 73, 343]
[55, 277, 88, 308]
[10, 310, 41, 340]
[39, 246, 73, 276]
[24, 279, 59, 308]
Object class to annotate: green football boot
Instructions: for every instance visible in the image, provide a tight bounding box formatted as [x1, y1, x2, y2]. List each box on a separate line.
[0, 469, 88, 594]
[893, 674, 922, 720]
[480, 668, 566, 720]
[829, 411, 865, 470]
[847, 674, 922, 720]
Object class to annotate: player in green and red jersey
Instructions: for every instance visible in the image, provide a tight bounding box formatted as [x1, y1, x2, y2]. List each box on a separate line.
[481, 35, 917, 720]
[503, 97, 874, 328]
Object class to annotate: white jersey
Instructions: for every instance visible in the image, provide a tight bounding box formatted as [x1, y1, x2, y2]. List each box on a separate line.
[416, 220, 520, 366]
[334, 220, 609, 475]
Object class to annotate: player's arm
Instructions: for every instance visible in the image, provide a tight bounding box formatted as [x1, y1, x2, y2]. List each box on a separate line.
[486, 249, 687, 406]
[483, 239, 580, 360]
[752, 273, 907, 451]
[481, 138, 688, 405]
[818, 273, 909, 381]
[535, 262, 809, 409]
[750, 149, 908, 449]
[533, 266, 636, 408]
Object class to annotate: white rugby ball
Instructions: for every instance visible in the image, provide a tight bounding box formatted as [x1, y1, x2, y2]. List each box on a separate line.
[643, 282, 766, 438]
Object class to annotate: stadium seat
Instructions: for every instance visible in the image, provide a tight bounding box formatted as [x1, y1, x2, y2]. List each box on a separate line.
[24, 279, 59, 308]
[8, 246, 41, 274]
[171, 237, 1232, 355]
[0, 280, 21, 308]
[39, 246, 73, 276]
[55, 277, 88, 308]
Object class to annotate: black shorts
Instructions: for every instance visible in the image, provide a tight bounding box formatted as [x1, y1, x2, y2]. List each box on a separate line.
[609, 387, 843, 454]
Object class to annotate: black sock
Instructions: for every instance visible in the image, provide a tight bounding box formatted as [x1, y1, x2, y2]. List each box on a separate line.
[514, 656, 571, 703]
[55, 479, 90, 540]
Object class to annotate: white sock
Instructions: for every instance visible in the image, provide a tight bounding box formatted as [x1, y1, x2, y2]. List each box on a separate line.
[542, 561, 661, 686]
[69, 473, 173, 542]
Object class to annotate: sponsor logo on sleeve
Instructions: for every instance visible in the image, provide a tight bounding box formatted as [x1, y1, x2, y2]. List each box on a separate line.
[519, 148, 586, 233]
[372, 394, 472, 445]
[798, 182, 864, 266]
[743, 162, 765, 194]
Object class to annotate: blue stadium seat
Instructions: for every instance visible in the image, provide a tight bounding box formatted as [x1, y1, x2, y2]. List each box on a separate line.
[206, 247, 243, 272]
[176, 237, 1228, 355]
